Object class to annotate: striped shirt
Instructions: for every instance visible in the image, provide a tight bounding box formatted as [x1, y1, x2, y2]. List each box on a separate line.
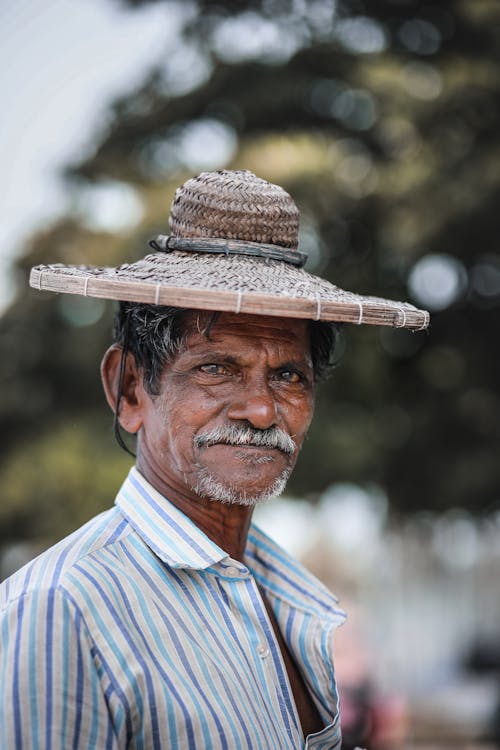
[0, 467, 345, 749]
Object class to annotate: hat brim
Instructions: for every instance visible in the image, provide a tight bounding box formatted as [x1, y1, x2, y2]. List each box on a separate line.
[30, 251, 429, 330]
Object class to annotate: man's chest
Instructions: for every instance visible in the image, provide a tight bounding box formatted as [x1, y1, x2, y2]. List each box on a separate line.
[82, 561, 341, 748]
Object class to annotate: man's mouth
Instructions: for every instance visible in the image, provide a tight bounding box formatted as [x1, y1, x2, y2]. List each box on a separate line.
[214, 444, 277, 464]
[201, 442, 283, 462]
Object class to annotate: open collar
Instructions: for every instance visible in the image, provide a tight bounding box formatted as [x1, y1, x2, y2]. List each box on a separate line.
[245, 525, 346, 623]
[115, 467, 345, 626]
[115, 467, 228, 569]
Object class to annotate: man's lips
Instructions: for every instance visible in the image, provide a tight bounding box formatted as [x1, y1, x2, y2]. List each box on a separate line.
[202, 442, 283, 465]
[202, 442, 282, 453]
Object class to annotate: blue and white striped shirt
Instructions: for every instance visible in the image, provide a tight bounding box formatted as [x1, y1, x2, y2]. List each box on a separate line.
[0, 467, 345, 749]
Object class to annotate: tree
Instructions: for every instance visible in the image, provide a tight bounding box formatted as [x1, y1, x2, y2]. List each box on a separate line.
[1, 0, 499, 545]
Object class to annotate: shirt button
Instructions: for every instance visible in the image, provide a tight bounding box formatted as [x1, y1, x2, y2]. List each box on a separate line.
[257, 644, 270, 659]
[225, 566, 240, 578]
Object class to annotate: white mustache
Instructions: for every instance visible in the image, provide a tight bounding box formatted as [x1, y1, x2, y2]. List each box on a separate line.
[194, 425, 295, 456]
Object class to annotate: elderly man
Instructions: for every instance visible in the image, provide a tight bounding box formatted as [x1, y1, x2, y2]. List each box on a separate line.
[0, 170, 429, 749]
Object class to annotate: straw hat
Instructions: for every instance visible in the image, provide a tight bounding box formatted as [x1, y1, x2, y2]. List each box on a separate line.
[29, 169, 429, 330]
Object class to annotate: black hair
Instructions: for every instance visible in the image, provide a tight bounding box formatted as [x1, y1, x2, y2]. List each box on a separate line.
[113, 302, 339, 396]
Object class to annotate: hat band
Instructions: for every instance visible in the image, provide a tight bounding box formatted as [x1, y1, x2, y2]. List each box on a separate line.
[149, 235, 307, 268]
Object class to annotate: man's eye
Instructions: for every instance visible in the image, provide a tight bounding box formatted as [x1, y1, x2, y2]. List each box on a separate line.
[278, 370, 301, 384]
[199, 364, 229, 376]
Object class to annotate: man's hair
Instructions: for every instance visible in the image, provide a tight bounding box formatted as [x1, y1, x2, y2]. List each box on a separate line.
[113, 302, 339, 395]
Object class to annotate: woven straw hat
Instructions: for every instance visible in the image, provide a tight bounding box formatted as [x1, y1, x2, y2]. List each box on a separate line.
[29, 169, 429, 330]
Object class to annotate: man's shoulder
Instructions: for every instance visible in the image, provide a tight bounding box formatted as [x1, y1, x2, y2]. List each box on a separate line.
[0, 506, 131, 611]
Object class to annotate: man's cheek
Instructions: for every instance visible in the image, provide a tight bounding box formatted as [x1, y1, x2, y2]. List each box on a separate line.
[170, 425, 199, 463]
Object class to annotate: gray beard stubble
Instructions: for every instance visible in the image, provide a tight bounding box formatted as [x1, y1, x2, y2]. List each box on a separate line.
[192, 424, 296, 506]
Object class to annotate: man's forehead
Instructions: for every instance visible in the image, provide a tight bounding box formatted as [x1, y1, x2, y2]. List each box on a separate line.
[182, 311, 311, 352]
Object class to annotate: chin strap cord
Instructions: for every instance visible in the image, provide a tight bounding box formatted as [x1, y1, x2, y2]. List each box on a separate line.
[113, 309, 137, 458]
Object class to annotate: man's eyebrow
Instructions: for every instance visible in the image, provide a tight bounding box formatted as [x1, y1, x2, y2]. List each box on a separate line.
[188, 351, 240, 365]
[273, 359, 311, 370]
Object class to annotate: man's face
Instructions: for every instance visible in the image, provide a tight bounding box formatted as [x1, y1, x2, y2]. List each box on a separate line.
[137, 312, 315, 506]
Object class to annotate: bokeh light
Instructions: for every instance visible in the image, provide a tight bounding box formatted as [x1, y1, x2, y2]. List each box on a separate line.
[334, 16, 388, 54]
[401, 61, 443, 100]
[318, 483, 388, 553]
[178, 118, 238, 171]
[76, 181, 144, 232]
[408, 253, 468, 311]
[138, 118, 237, 177]
[471, 254, 500, 305]
[58, 296, 106, 328]
[398, 18, 442, 55]
[159, 45, 211, 96]
[431, 510, 480, 569]
[331, 88, 378, 131]
[212, 12, 302, 63]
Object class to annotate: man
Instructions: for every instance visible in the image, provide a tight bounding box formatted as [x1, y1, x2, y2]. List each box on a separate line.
[0, 170, 429, 749]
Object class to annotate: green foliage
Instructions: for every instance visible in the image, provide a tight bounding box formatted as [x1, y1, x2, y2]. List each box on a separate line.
[2, 0, 500, 544]
[0, 415, 132, 545]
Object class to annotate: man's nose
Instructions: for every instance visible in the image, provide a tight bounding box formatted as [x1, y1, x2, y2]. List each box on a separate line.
[227, 379, 278, 430]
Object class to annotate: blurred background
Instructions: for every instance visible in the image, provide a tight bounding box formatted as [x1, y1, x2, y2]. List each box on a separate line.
[1, 0, 500, 747]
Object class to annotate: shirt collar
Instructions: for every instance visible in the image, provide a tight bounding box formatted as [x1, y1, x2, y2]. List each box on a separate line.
[115, 467, 228, 569]
[245, 525, 346, 624]
[115, 468, 344, 625]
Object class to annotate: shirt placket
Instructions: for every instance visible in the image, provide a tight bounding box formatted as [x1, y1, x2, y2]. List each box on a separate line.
[249, 580, 343, 750]
[214, 559, 303, 748]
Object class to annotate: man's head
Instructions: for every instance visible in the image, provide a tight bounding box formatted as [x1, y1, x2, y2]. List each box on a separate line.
[30, 167, 429, 506]
[101, 305, 338, 507]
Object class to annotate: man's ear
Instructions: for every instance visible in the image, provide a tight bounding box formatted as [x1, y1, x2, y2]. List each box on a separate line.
[100, 345, 145, 434]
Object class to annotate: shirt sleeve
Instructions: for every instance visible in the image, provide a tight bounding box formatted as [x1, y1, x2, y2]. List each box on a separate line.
[0, 586, 121, 750]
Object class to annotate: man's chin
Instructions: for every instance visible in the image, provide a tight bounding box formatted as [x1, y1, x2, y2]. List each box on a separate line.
[192, 466, 291, 507]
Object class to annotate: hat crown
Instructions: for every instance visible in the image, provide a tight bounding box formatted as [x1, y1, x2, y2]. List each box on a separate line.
[169, 169, 300, 250]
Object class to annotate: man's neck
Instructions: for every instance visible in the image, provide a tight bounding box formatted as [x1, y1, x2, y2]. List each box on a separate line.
[136, 458, 254, 562]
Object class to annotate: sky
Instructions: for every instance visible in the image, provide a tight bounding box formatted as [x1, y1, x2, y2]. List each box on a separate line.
[0, 0, 175, 311]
